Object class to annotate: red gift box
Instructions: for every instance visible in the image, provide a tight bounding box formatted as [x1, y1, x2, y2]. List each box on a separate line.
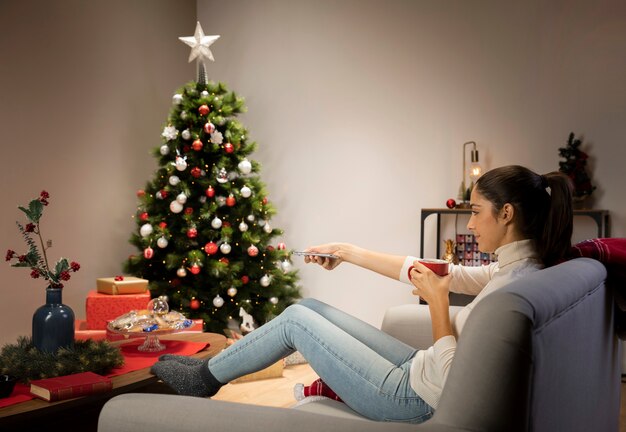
[85, 290, 150, 330]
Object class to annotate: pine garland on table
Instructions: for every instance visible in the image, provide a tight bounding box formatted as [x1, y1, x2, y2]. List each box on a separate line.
[0, 337, 124, 383]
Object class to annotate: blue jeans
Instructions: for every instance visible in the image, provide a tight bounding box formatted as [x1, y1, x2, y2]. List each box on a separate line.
[208, 298, 434, 423]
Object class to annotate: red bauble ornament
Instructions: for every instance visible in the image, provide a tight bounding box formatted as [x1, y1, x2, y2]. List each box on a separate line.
[159, 221, 167, 229]
[241, 275, 250, 284]
[198, 104, 210, 116]
[143, 247, 154, 259]
[262, 197, 268, 205]
[224, 143, 234, 153]
[184, 207, 193, 215]
[219, 257, 230, 265]
[190, 299, 200, 310]
[247, 245, 259, 257]
[183, 145, 191, 153]
[189, 263, 201, 274]
[277, 242, 286, 250]
[139, 212, 149, 221]
[192, 139, 203, 151]
[223, 221, 231, 228]
[446, 198, 457, 209]
[226, 195, 236, 207]
[204, 242, 218, 255]
[203, 122, 216, 134]
[191, 167, 202, 178]
[160, 189, 169, 199]
[205, 186, 215, 198]
[266, 245, 275, 251]
[136, 189, 145, 197]
[187, 227, 198, 238]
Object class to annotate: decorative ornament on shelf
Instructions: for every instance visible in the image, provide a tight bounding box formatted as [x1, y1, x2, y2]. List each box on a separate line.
[5, 191, 81, 353]
[446, 198, 456, 209]
[558, 132, 596, 209]
[457, 141, 482, 207]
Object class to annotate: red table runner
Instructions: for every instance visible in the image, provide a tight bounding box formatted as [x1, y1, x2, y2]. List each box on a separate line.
[0, 339, 209, 409]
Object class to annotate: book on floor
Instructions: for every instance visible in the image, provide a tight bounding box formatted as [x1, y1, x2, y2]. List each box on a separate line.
[30, 371, 112, 401]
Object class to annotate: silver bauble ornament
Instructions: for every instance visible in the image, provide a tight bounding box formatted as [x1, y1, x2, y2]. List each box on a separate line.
[213, 295, 225, 308]
[201, 90, 209, 98]
[176, 193, 187, 204]
[169, 175, 180, 186]
[156, 191, 163, 200]
[180, 110, 188, 120]
[227, 287, 237, 297]
[181, 129, 191, 140]
[211, 217, 223, 229]
[172, 94, 183, 104]
[177, 267, 187, 277]
[220, 242, 231, 254]
[260, 274, 271, 287]
[157, 237, 169, 248]
[238, 159, 252, 175]
[280, 260, 292, 272]
[160, 145, 170, 155]
[175, 157, 188, 171]
[269, 297, 279, 305]
[239, 221, 248, 232]
[140, 223, 153, 237]
[169, 200, 183, 213]
[247, 214, 255, 222]
[240, 186, 252, 198]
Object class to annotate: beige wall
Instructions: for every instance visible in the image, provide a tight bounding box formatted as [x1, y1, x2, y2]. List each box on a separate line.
[0, 0, 196, 345]
[0, 0, 624, 345]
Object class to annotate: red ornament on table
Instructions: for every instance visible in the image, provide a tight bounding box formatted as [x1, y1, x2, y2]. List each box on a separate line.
[190, 299, 200, 310]
[446, 198, 457, 209]
[189, 263, 201, 275]
[198, 105, 210, 116]
[187, 227, 198, 238]
[226, 195, 236, 207]
[205, 186, 215, 198]
[192, 139, 203, 151]
[247, 245, 259, 257]
[143, 247, 154, 259]
[204, 242, 218, 255]
[224, 143, 234, 154]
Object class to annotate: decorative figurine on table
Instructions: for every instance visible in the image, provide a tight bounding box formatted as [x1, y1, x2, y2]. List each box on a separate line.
[441, 239, 459, 265]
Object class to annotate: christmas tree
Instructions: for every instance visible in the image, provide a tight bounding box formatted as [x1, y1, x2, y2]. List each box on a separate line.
[558, 132, 596, 200]
[124, 23, 301, 333]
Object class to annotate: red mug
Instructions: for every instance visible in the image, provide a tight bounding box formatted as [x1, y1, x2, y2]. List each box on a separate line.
[408, 259, 450, 279]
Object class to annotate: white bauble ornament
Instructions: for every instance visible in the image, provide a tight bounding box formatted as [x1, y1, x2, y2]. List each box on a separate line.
[211, 217, 223, 229]
[169, 200, 183, 213]
[175, 156, 188, 171]
[172, 93, 183, 104]
[201, 90, 209, 98]
[157, 237, 169, 248]
[220, 242, 231, 254]
[227, 287, 237, 297]
[269, 297, 279, 305]
[176, 193, 187, 204]
[213, 295, 225, 308]
[247, 214, 255, 222]
[258, 219, 266, 227]
[238, 159, 252, 175]
[169, 175, 180, 186]
[280, 260, 292, 272]
[240, 185, 252, 198]
[140, 223, 153, 237]
[181, 129, 191, 140]
[177, 267, 187, 277]
[239, 221, 248, 232]
[160, 145, 170, 155]
[260, 274, 271, 287]
[180, 110, 188, 120]
[263, 223, 272, 234]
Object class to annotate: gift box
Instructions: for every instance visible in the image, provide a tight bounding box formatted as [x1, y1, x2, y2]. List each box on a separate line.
[86, 290, 151, 330]
[96, 276, 148, 295]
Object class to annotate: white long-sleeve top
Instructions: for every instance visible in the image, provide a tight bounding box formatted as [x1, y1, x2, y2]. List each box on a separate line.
[398, 239, 542, 409]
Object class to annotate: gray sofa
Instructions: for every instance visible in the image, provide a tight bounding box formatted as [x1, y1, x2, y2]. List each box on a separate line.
[98, 257, 621, 431]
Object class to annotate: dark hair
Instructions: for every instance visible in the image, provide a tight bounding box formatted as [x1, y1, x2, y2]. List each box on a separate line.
[474, 165, 573, 266]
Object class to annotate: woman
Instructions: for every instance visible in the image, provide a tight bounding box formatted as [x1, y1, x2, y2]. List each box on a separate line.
[151, 165, 573, 424]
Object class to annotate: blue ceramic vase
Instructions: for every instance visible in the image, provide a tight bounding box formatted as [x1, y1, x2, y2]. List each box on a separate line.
[32, 287, 75, 353]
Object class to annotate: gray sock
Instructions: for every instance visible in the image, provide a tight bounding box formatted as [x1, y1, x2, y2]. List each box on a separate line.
[151, 359, 223, 397]
[158, 354, 204, 366]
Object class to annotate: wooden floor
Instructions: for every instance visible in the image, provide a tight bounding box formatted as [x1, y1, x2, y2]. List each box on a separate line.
[214, 364, 626, 431]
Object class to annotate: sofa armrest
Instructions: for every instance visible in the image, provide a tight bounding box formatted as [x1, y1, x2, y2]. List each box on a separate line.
[381, 304, 464, 349]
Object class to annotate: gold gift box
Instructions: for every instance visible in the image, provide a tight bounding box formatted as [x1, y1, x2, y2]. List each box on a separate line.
[96, 277, 149, 295]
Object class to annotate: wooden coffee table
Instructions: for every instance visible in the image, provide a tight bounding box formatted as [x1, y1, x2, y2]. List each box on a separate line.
[0, 332, 226, 428]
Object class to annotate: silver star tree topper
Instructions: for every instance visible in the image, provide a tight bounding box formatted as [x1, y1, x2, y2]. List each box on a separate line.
[179, 22, 220, 84]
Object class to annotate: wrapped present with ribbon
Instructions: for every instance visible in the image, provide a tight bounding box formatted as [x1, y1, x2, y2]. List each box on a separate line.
[96, 276, 149, 295]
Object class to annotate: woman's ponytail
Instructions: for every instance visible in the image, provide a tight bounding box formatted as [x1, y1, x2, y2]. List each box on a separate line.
[538, 172, 574, 266]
